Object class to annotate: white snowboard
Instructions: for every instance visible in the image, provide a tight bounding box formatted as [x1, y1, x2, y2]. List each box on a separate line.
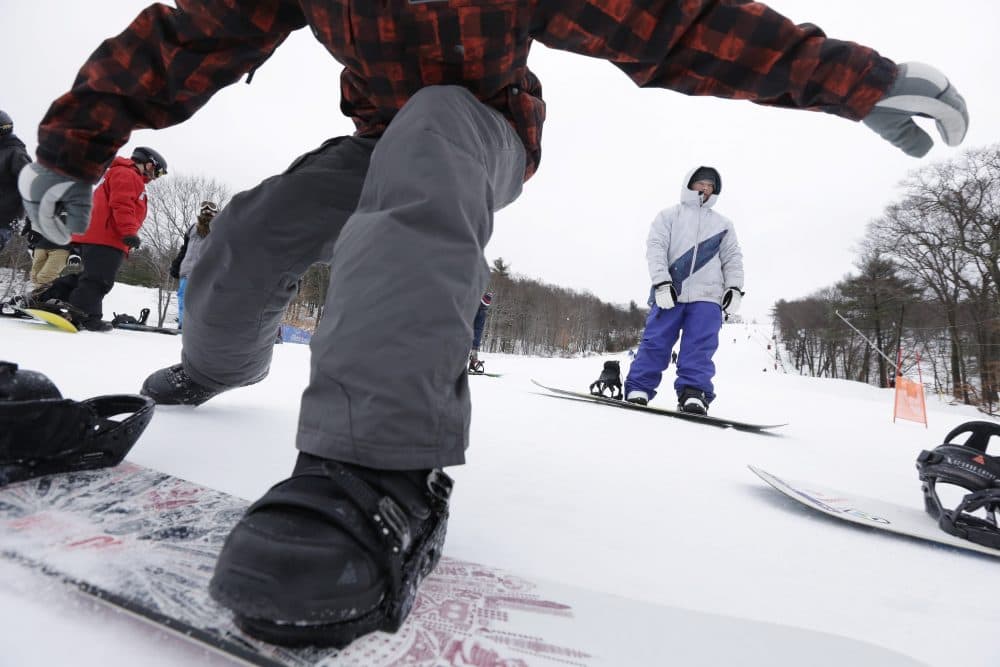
[750, 465, 1000, 558]
[0, 463, 928, 666]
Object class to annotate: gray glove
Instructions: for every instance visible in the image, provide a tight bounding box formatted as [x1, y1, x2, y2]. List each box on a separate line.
[863, 62, 968, 157]
[18, 163, 92, 245]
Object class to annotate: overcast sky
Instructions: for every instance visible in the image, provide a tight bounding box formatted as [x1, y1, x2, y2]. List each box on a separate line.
[5, 1, 999, 320]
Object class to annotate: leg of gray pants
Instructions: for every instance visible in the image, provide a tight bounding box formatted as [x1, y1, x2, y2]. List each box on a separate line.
[297, 86, 526, 470]
[182, 136, 376, 389]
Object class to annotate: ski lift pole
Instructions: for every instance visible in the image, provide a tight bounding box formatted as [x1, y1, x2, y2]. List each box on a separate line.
[834, 310, 898, 372]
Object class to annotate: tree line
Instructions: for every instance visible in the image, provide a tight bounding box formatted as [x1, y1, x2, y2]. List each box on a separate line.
[772, 145, 1000, 414]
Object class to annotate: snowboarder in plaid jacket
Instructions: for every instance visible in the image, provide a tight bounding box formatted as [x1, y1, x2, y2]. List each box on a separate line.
[18, 0, 968, 649]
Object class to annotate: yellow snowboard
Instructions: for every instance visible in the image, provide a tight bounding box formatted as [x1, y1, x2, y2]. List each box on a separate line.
[21, 308, 79, 333]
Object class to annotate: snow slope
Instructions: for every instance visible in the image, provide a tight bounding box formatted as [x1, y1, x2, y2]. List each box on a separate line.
[2, 283, 998, 667]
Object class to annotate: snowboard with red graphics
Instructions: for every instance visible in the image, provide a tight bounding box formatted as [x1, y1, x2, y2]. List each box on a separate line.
[0, 463, 921, 666]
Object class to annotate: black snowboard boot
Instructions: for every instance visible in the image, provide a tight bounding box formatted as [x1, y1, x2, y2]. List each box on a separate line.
[77, 316, 113, 332]
[141, 363, 264, 406]
[209, 452, 453, 647]
[678, 387, 709, 415]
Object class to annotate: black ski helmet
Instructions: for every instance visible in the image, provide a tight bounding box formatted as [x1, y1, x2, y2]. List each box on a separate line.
[916, 421, 1000, 548]
[688, 166, 722, 195]
[0, 110, 12, 136]
[131, 146, 168, 177]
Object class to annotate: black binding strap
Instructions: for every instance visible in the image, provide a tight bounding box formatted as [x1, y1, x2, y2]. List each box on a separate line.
[0, 394, 155, 485]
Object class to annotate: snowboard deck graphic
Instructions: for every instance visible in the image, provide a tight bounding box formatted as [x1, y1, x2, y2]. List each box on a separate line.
[17, 307, 79, 332]
[749, 465, 1000, 558]
[0, 463, 926, 666]
[532, 380, 786, 432]
[113, 322, 182, 335]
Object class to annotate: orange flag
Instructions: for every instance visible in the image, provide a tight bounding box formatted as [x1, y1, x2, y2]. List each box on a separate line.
[893, 375, 927, 427]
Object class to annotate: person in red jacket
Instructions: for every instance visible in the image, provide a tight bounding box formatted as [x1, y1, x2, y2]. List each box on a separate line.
[17, 0, 968, 648]
[33, 147, 166, 331]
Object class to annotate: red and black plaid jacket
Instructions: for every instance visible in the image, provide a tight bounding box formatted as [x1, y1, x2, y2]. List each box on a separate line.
[37, 0, 896, 183]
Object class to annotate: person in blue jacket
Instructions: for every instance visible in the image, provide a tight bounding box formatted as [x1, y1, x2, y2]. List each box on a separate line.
[624, 166, 744, 415]
[469, 291, 493, 373]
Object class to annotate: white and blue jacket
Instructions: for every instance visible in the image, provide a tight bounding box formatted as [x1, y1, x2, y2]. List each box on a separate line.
[645, 168, 744, 306]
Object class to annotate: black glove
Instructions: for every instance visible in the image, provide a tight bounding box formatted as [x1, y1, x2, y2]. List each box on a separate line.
[122, 235, 141, 249]
[169, 261, 180, 279]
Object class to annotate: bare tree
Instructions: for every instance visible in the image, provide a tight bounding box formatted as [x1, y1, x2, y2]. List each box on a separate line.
[774, 145, 1000, 414]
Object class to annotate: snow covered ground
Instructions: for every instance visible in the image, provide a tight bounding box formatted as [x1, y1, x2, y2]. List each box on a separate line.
[2, 283, 999, 667]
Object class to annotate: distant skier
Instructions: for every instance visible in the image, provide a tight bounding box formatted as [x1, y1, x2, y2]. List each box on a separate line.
[170, 200, 219, 329]
[469, 291, 493, 373]
[19, 0, 968, 651]
[624, 167, 744, 415]
[0, 111, 30, 253]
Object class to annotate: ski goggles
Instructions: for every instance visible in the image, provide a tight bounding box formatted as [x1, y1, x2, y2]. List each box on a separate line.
[200, 201, 219, 215]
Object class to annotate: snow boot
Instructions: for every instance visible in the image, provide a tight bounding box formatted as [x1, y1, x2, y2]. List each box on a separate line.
[78, 316, 113, 332]
[209, 452, 453, 647]
[678, 387, 708, 415]
[625, 390, 648, 406]
[140, 363, 264, 406]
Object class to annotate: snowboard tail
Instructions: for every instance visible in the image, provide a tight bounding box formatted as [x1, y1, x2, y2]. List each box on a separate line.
[532, 380, 785, 432]
[18, 307, 79, 332]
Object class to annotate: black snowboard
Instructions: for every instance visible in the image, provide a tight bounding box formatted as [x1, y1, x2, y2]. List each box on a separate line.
[532, 380, 786, 432]
[113, 322, 181, 335]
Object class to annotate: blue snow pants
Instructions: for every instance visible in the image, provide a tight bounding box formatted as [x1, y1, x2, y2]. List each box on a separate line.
[624, 301, 723, 403]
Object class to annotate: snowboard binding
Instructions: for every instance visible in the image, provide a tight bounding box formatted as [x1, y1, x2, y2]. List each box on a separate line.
[589, 360, 623, 400]
[0, 296, 33, 319]
[112, 308, 150, 327]
[916, 421, 1000, 548]
[0, 361, 155, 486]
[211, 462, 453, 647]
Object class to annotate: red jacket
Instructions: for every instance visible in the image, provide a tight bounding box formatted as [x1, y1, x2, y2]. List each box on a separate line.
[37, 0, 896, 183]
[73, 157, 149, 252]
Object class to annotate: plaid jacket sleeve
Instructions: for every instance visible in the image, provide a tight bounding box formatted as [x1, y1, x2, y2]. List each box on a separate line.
[38, 0, 307, 183]
[533, 0, 896, 120]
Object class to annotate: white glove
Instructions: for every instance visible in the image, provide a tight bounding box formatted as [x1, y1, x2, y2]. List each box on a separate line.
[654, 281, 677, 309]
[722, 287, 744, 314]
[863, 62, 968, 157]
[18, 163, 93, 245]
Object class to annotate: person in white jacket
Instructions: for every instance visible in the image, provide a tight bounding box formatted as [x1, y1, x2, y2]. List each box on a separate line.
[624, 166, 744, 414]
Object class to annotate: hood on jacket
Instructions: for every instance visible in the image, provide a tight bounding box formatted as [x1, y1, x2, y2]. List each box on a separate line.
[680, 165, 722, 208]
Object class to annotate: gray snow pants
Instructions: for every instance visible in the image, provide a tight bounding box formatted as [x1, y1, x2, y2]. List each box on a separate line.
[182, 86, 525, 469]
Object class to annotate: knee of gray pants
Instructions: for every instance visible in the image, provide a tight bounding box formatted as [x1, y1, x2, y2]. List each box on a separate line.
[379, 85, 525, 211]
